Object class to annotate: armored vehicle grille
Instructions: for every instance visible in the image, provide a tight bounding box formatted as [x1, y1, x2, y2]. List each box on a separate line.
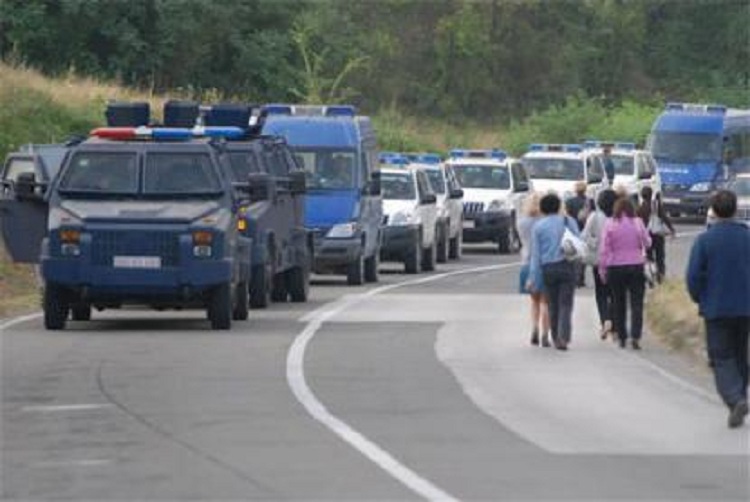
[91, 230, 180, 267]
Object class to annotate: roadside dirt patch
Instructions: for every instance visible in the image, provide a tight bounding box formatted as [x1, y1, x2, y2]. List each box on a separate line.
[0, 246, 39, 318]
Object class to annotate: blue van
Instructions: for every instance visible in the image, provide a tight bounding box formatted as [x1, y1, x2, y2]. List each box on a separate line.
[647, 103, 728, 215]
[261, 105, 382, 285]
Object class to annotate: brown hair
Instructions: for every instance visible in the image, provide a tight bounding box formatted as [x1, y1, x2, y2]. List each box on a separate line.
[613, 197, 636, 219]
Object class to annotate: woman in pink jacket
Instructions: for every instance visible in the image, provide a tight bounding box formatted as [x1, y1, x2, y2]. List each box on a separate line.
[599, 198, 652, 349]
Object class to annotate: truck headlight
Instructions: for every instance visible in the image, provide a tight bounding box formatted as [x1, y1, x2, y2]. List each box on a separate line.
[327, 222, 359, 238]
[389, 211, 418, 226]
[689, 182, 712, 192]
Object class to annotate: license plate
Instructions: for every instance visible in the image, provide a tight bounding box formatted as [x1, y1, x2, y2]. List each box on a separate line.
[662, 198, 680, 205]
[113, 256, 162, 269]
[462, 220, 474, 229]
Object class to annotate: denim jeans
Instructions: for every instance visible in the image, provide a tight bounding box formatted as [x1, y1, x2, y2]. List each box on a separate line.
[705, 317, 750, 408]
[607, 264, 646, 341]
[542, 260, 576, 344]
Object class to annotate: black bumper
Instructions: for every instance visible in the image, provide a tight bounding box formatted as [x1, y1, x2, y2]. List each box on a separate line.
[381, 225, 419, 261]
[312, 235, 363, 273]
[462, 211, 512, 243]
[661, 192, 710, 215]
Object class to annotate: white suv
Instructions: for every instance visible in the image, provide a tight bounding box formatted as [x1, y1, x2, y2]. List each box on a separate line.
[521, 143, 606, 202]
[407, 154, 464, 261]
[583, 140, 661, 202]
[446, 149, 531, 254]
[379, 159, 439, 273]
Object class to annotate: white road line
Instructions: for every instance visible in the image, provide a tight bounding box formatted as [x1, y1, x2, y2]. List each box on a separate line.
[287, 262, 520, 502]
[33, 459, 113, 468]
[21, 403, 114, 413]
[0, 312, 42, 332]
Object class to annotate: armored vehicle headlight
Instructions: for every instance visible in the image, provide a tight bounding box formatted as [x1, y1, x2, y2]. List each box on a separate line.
[192, 230, 214, 245]
[237, 219, 248, 232]
[60, 229, 81, 244]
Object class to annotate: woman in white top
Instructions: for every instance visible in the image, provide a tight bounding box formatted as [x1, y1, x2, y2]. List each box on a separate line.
[582, 189, 618, 340]
[518, 192, 550, 347]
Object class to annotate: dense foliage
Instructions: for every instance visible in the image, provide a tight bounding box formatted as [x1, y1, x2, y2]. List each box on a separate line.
[1, 0, 748, 122]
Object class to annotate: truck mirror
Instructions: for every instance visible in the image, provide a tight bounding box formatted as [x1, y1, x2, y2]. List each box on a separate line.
[289, 170, 307, 195]
[420, 193, 437, 205]
[450, 188, 464, 199]
[247, 172, 273, 202]
[15, 172, 39, 201]
[368, 171, 381, 196]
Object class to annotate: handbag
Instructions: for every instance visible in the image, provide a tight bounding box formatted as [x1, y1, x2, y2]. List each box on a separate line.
[647, 200, 668, 236]
[560, 217, 588, 262]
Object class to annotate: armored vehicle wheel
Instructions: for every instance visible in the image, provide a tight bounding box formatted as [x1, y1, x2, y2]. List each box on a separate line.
[208, 283, 232, 330]
[404, 234, 422, 274]
[232, 281, 249, 321]
[286, 265, 310, 303]
[249, 263, 270, 309]
[436, 224, 449, 264]
[422, 241, 436, 272]
[44, 284, 69, 330]
[448, 230, 462, 260]
[271, 273, 288, 302]
[364, 252, 379, 283]
[71, 303, 91, 321]
[346, 255, 365, 286]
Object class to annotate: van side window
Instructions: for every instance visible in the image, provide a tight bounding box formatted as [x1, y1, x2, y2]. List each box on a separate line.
[416, 171, 433, 196]
[359, 149, 369, 187]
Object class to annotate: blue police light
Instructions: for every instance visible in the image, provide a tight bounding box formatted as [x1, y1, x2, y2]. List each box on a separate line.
[528, 144, 545, 152]
[152, 128, 193, 140]
[449, 149, 467, 158]
[380, 155, 410, 166]
[379, 152, 402, 162]
[325, 105, 357, 117]
[563, 144, 582, 153]
[615, 142, 636, 150]
[666, 102, 726, 114]
[450, 149, 506, 159]
[416, 153, 442, 164]
[263, 104, 293, 115]
[528, 144, 582, 153]
[200, 126, 245, 139]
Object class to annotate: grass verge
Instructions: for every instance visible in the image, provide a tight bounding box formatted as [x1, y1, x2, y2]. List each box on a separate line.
[0, 246, 39, 319]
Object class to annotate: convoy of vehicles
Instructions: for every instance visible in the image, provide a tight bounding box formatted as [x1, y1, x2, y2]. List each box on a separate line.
[583, 140, 661, 202]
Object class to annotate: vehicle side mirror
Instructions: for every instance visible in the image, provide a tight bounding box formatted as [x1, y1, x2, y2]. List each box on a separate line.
[515, 182, 529, 193]
[289, 170, 306, 195]
[588, 176, 603, 185]
[420, 193, 437, 205]
[247, 172, 273, 202]
[368, 171, 382, 196]
[449, 188, 464, 199]
[639, 171, 653, 180]
[15, 172, 39, 201]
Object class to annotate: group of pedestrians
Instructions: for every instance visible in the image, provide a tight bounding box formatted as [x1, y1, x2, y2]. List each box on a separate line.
[519, 186, 673, 351]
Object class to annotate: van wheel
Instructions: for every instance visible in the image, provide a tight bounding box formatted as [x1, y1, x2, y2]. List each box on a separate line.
[249, 263, 270, 308]
[449, 231, 462, 260]
[346, 255, 365, 286]
[44, 284, 69, 330]
[271, 272, 288, 302]
[71, 303, 91, 321]
[208, 283, 232, 330]
[498, 222, 520, 254]
[364, 252, 379, 283]
[436, 224, 449, 264]
[286, 265, 310, 302]
[404, 232, 422, 274]
[422, 240, 436, 272]
[232, 281, 249, 321]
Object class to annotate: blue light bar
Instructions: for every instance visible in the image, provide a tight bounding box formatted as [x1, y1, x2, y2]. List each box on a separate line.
[584, 140, 636, 151]
[200, 126, 245, 139]
[416, 153, 442, 164]
[449, 149, 506, 160]
[325, 105, 357, 117]
[665, 102, 727, 114]
[380, 155, 410, 166]
[263, 104, 293, 115]
[152, 128, 193, 140]
[528, 144, 582, 153]
[379, 152, 402, 162]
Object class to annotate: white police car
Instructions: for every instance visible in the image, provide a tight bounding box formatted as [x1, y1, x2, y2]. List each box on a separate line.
[405, 153, 464, 261]
[445, 149, 530, 254]
[583, 140, 661, 202]
[379, 155, 439, 273]
[521, 144, 606, 202]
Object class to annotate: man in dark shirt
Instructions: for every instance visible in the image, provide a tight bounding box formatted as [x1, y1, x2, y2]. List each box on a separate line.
[687, 190, 750, 428]
[602, 146, 615, 187]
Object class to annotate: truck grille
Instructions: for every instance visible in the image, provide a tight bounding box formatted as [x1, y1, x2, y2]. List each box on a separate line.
[463, 202, 485, 218]
[663, 183, 690, 193]
[90, 230, 180, 267]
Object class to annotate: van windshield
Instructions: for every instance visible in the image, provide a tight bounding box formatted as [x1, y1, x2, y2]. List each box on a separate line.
[292, 149, 357, 190]
[522, 158, 582, 181]
[59, 152, 139, 195]
[382, 171, 415, 200]
[650, 132, 722, 163]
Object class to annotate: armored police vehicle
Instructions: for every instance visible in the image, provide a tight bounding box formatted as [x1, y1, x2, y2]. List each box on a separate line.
[583, 140, 661, 202]
[446, 149, 530, 254]
[261, 104, 382, 286]
[404, 153, 464, 262]
[0, 103, 252, 330]
[379, 155, 439, 273]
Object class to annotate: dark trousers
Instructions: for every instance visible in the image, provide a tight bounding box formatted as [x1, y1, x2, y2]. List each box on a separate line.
[705, 317, 750, 408]
[607, 264, 646, 341]
[646, 233, 666, 279]
[592, 266, 612, 326]
[542, 260, 576, 344]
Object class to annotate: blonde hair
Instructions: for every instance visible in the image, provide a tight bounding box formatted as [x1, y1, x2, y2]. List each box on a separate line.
[574, 180, 587, 195]
[524, 191, 543, 217]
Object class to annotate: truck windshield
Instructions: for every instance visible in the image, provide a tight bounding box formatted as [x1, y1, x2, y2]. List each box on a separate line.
[425, 169, 446, 194]
[452, 165, 511, 189]
[292, 149, 357, 190]
[59, 152, 139, 195]
[522, 158, 582, 181]
[611, 155, 635, 176]
[650, 132, 722, 163]
[144, 153, 222, 196]
[382, 172, 415, 200]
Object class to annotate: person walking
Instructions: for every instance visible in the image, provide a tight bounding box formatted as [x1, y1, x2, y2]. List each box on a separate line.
[599, 197, 652, 350]
[582, 189, 618, 340]
[565, 181, 590, 287]
[602, 146, 616, 187]
[518, 193, 551, 347]
[686, 190, 750, 428]
[528, 193, 580, 351]
[637, 187, 675, 283]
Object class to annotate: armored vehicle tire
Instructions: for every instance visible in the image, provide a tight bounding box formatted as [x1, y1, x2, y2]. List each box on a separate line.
[422, 240, 436, 272]
[208, 283, 232, 330]
[71, 303, 92, 321]
[436, 224, 449, 264]
[249, 264, 270, 309]
[271, 273, 288, 302]
[233, 281, 249, 321]
[449, 231, 462, 260]
[364, 252, 379, 283]
[346, 255, 365, 286]
[44, 284, 69, 330]
[286, 265, 309, 303]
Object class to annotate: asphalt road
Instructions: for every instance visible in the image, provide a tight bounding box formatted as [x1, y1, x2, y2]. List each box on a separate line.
[1, 223, 747, 501]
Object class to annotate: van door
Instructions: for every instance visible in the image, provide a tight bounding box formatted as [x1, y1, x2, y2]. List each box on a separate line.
[0, 155, 49, 263]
